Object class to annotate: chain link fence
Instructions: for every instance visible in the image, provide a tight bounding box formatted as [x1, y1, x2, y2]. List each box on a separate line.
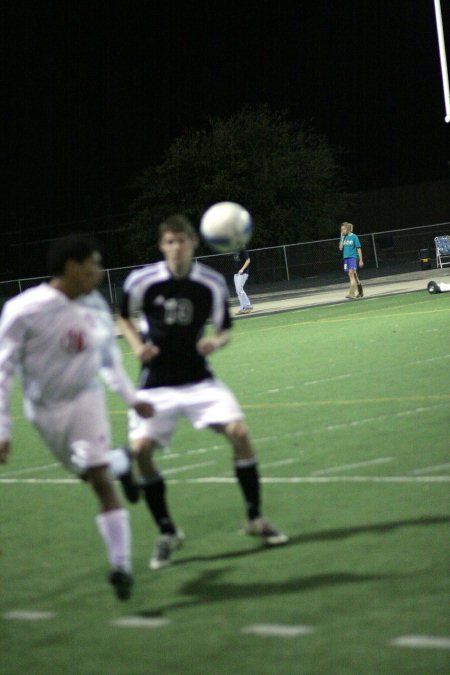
[1, 221, 448, 311]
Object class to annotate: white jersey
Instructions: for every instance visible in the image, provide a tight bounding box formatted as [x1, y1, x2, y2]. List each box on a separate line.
[0, 283, 136, 439]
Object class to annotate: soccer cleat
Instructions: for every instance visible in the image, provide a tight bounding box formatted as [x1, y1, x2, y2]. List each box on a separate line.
[109, 568, 134, 601]
[243, 517, 289, 546]
[427, 281, 441, 294]
[149, 530, 185, 570]
[118, 449, 140, 504]
[345, 293, 357, 300]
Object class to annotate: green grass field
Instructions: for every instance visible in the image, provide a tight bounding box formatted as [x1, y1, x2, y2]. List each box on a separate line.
[1, 291, 449, 674]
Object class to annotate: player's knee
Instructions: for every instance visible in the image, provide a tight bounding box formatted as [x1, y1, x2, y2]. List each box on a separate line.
[132, 439, 159, 477]
[132, 438, 155, 455]
[86, 466, 122, 510]
[86, 465, 112, 492]
[224, 420, 250, 444]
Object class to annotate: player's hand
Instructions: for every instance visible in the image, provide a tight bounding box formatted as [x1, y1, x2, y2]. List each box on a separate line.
[136, 343, 160, 363]
[359, 261, 364, 268]
[197, 337, 218, 356]
[0, 440, 11, 463]
[133, 401, 154, 418]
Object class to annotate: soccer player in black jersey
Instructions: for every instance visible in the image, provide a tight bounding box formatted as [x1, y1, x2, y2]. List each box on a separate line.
[118, 214, 288, 569]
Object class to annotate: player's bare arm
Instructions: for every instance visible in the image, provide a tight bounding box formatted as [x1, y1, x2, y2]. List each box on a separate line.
[0, 439, 10, 463]
[239, 258, 250, 274]
[197, 329, 231, 356]
[117, 316, 160, 362]
[339, 225, 346, 251]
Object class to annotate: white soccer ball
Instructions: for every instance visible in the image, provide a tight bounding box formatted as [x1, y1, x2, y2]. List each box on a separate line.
[200, 201, 253, 253]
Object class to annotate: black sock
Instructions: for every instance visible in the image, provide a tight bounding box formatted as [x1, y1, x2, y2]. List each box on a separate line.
[235, 459, 261, 520]
[142, 474, 176, 535]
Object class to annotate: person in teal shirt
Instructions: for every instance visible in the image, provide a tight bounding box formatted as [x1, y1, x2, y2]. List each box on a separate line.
[339, 222, 364, 298]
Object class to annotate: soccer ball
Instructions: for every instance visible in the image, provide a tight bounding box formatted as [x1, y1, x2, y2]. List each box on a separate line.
[200, 201, 252, 253]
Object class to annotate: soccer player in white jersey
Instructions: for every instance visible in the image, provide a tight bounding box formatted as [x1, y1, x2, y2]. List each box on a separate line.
[119, 214, 288, 570]
[0, 235, 153, 600]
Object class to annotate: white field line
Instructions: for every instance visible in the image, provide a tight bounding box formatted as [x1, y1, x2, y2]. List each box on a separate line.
[403, 354, 450, 365]
[3, 610, 56, 621]
[165, 404, 443, 457]
[188, 476, 450, 484]
[242, 624, 315, 637]
[0, 478, 79, 484]
[248, 307, 450, 336]
[251, 404, 448, 445]
[304, 373, 353, 386]
[186, 444, 225, 456]
[4, 404, 438, 478]
[0, 406, 445, 484]
[6, 607, 449, 646]
[265, 386, 295, 394]
[0, 462, 60, 477]
[163, 461, 215, 475]
[390, 635, 450, 650]
[255, 354, 450, 393]
[1, 475, 449, 486]
[4, 404, 444, 480]
[245, 397, 450, 411]
[260, 458, 297, 469]
[160, 443, 226, 460]
[410, 462, 450, 475]
[312, 457, 393, 476]
[249, 435, 279, 443]
[112, 616, 171, 629]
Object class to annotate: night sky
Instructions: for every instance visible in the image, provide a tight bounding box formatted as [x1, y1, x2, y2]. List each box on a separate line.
[3, 1, 450, 233]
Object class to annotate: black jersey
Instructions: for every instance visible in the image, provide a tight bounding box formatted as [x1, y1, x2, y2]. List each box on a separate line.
[121, 261, 231, 388]
[233, 249, 250, 274]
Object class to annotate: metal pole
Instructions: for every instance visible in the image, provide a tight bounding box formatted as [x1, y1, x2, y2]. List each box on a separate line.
[434, 0, 450, 122]
[371, 233, 379, 269]
[282, 245, 290, 281]
[106, 269, 113, 306]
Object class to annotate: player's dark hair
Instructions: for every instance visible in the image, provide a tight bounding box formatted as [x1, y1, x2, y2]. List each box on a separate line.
[47, 234, 99, 276]
[158, 214, 197, 242]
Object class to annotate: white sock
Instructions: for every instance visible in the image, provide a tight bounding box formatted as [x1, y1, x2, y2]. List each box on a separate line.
[107, 448, 131, 478]
[95, 508, 132, 572]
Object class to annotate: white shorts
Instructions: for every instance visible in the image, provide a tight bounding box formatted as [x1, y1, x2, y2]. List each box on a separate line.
[25, 387, 111, 475]
[128, 378, 244, 449]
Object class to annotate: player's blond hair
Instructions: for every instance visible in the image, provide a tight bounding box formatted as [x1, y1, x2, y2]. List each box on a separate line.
[341, 221, 353, 232]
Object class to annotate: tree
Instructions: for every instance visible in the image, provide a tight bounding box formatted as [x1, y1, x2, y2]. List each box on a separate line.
[127, 105, 353, 259]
